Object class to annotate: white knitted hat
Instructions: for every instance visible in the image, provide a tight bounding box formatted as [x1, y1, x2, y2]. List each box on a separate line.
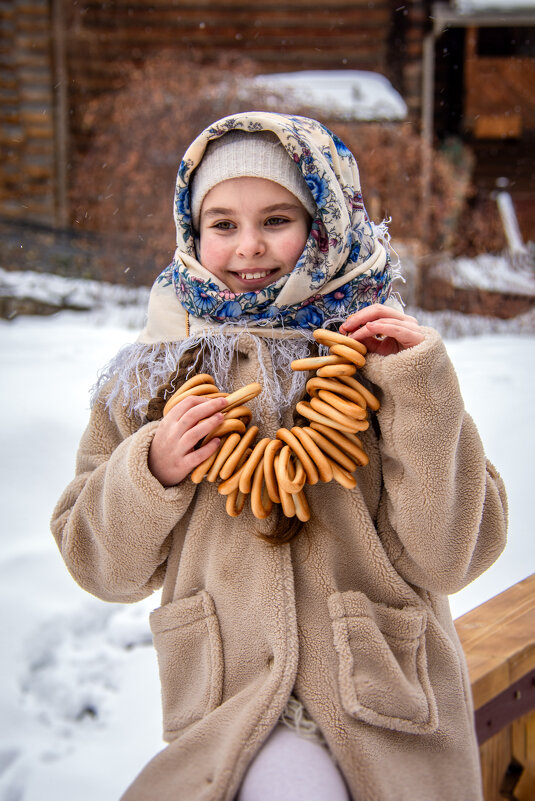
[190, 130, 316, 229]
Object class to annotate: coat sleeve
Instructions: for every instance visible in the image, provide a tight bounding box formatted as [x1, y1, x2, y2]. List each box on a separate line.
[50, 385, 197, 603]
[363, 327, 507, 595]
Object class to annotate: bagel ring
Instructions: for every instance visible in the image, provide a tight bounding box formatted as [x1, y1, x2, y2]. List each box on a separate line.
[275, 454, 297, 518]
[276, 427, 319, 485]
[224, 382, 262, 412]
[226, 487, 246, 517]
[275, 445, 306, 494]
[190, 442, 221, 484]
[316, 363, 356, 378]
[153, 326, 378, 521]
[223, 405, 253, 425]
[218, 448, 253, 495]
[338, 375, 380, 411]
[306, 377, 366, 408]
[290, 426, 333, 483]
[202, 418, 246, 445]
[328, 459, 358, 489]
[250, 458, 273, 520]
[296, 401, 361, 435]
[163, 382, 221, 416]
[206, 432, 242, 483]
[263, 439, 284, 503]
[313, 328, 367, 356]
[290, 355, 347, 372]
[309, 423, 368, 465]
[316, 389, 368, 420]
[292, 489, 311, 522]
[239, 437, 271, 494]
[328, 343, 366, 369]
[309, 397, 366, 433]
[218, 425, 259, 480]
[303, 426, 358, 473]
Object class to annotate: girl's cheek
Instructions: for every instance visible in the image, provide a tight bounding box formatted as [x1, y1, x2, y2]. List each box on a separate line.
[199, 236, 224, 271]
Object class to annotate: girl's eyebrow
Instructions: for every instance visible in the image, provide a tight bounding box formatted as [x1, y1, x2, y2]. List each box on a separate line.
[202, 207, 234, 218]
[202, 202, 301, 219]
[261, 203, 302, 212]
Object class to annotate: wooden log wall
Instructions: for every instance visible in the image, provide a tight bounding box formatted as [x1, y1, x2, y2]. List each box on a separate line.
[0, 0, 57, 224]
[62, 0, 395, 148]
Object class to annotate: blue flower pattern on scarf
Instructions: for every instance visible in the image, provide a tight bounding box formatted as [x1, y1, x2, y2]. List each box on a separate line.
[304, 174, 330, 208]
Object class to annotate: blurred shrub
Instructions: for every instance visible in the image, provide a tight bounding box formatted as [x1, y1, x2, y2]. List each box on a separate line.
[449, 193, 506, 257]
[332, 123, 472, 250]
[70, 51, 260, 278]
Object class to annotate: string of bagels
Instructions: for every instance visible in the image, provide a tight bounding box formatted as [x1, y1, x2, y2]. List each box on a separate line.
[161, 329, 380, 522]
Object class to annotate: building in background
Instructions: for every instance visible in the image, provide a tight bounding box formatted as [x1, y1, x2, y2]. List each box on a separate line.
[1, 1, 533, 241]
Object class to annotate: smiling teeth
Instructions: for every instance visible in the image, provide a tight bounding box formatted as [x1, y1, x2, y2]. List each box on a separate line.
[238, 271, 271, 280]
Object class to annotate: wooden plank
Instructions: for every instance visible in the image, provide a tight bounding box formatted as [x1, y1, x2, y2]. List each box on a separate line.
[16, 2, 50, 13]
[513, 711, 535, 801]
[455, 574, 535, 710]
[65, 29, 389, 48]
[79, 0, 386, 9]
[476, 670, 535, 744]
[479, 726, 511, 801]
[78, 10, 391, 28]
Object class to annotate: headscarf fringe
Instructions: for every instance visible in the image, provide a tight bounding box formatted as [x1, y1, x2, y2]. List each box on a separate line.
[90, 328, 320, 423]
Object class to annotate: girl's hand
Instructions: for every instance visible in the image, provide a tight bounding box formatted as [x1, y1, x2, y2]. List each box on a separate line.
[148, 395, 228, 487]
[339, 304, 424, 356]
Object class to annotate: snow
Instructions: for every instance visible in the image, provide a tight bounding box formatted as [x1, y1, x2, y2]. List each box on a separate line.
[431, 252, 535, 295]
[455, 0, 535, 11]
[459, 0, 535, 10]
[241, 70, 407, 122]
[1, 271, 534, 799]
[0, 267, 149, 327]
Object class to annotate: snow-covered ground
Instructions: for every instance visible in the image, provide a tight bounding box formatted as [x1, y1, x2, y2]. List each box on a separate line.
[1, 280, 534, 800]
[442, 252, 535, 295]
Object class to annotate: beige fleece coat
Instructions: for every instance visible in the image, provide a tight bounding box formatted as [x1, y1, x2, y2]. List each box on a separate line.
[51, 324, 507, 801]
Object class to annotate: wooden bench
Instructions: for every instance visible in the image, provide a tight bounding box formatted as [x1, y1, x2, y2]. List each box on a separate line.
[455, 573, 535, 801]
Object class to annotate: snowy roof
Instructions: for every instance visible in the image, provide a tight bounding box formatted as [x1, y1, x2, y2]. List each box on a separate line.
[454, 0, 535, 12]
[241, 71, 407, 123]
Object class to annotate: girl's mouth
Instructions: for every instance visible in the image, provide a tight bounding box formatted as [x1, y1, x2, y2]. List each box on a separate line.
[231, 269, 278, 285]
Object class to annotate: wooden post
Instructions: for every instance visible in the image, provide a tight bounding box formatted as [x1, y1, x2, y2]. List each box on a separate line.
[420, 30, 435, 246]
[51, 0, 69, 228]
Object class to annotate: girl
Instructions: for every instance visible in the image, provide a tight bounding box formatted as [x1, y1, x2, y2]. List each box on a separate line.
[51, 112, 507, 801]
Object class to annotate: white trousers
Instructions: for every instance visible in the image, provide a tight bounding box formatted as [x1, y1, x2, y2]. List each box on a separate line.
[236, 724, 350, 801]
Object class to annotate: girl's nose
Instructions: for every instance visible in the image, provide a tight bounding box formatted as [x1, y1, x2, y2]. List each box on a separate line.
[236, 227, 265, 258]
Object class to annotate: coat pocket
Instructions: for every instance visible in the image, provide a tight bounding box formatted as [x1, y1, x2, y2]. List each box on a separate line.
[328, 591, 438, 734]
[150, 590, 224, 735]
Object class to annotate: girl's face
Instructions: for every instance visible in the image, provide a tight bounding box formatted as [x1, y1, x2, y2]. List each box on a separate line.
[198, 177, 311, 294]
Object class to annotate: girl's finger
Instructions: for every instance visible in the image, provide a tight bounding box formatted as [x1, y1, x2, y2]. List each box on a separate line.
[349, 317, 421, 340]
[354, 320, 424, 350]
[184, 437, 221, 471]
[178, 410, 228, 452]
[168, 394, 228, 425]
[340, 304, 418, 333]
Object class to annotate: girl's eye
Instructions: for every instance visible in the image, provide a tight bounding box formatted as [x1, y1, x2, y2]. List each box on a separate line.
[213, 221, 235, 230]
[265, 216, 288, 227]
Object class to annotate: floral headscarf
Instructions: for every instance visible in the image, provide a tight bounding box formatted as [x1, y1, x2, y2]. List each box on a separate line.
[156, 111, 393, 329]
